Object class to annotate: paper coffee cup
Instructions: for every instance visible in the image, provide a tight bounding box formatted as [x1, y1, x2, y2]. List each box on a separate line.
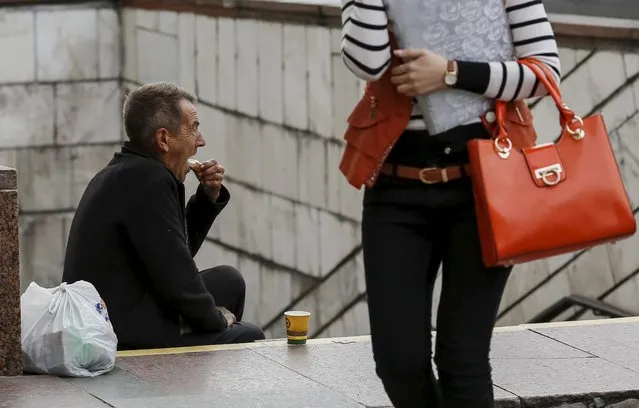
[284, 311, 311, 345]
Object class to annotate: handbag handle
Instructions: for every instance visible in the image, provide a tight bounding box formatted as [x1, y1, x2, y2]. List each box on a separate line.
[493, 58, 585, 158]
[520, 59, 577, 127]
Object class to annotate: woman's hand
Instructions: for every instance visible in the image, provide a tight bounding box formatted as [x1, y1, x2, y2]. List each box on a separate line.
[390, 49, 449, 97]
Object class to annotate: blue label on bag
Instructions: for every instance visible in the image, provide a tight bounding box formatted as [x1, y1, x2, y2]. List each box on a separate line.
[95, 300, 110, 322]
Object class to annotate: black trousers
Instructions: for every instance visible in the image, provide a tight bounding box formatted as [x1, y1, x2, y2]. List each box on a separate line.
[362, 124, 512, 408]
[178, 265, 265, 346]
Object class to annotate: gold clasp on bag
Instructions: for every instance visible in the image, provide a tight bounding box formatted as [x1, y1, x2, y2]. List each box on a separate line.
[534, 164, 562, 186]
[494, 137, 513, 159]
[565, 116, 585, 140]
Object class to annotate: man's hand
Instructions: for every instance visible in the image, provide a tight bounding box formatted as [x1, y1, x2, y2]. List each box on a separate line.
[217, 306, 236, 327]
[193, 159, 225, 202]
[390, 48, 448, 97]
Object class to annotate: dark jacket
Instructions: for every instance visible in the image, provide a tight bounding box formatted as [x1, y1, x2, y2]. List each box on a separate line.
[62, 142, 230, 350]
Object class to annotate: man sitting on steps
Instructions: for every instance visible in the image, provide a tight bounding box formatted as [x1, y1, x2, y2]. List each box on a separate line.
[62, 82, 265, 350]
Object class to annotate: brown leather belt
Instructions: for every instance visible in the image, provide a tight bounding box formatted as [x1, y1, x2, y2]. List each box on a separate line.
[380, 163, 471, 184]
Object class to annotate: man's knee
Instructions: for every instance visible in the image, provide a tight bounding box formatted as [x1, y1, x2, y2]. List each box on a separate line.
[235, 322, 265, 342]
[208, 265, 246, 294]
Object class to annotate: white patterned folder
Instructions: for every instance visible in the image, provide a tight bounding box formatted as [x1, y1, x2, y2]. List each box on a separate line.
[383, 0, 515, 134]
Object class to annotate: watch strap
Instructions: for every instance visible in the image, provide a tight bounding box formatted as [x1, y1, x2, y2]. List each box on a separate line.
[447, 60, 457, 74]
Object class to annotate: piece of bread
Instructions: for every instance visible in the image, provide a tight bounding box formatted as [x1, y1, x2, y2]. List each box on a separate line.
[187, 159, 201, 171]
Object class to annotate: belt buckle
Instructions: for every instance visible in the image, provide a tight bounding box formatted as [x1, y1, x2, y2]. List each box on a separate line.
[418, 167, 448, 184]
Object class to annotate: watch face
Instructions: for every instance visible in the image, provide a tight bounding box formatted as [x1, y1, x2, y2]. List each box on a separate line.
[445, 73, 457, 86]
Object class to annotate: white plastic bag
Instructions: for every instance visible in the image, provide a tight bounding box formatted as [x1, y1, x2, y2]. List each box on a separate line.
[20, 280, 118, 377]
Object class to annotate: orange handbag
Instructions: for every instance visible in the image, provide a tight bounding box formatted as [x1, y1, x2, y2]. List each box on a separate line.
[467, 58, 636, 267]
[339, 34, 413, 189]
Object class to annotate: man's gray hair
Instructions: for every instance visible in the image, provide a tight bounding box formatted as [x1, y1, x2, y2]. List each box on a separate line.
[122, 82, 196, 151]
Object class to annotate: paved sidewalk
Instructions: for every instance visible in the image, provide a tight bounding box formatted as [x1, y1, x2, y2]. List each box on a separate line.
[4, 318, 639, 407]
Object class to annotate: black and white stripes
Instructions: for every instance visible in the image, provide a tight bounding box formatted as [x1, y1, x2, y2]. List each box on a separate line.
[341, 0, 391, 79]
[340, 0, 562, 131]
[482, 0, 561, 100]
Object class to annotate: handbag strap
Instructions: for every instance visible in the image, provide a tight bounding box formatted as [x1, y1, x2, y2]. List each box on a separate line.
[493, 58, 585, 152]
[520, 59, 576, 128]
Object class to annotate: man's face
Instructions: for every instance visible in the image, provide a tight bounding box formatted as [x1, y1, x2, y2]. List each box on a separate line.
[163, 100, 205, 181]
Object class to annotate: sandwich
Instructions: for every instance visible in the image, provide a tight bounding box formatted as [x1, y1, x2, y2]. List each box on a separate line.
[187, 158, 202, 171]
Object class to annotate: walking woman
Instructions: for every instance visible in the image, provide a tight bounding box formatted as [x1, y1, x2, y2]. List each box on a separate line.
[339, 0, 561, 406]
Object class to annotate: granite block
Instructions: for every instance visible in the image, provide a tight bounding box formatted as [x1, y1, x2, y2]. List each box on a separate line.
[217, 18, 236, 110]
[64, 367, 170, 400]
[36, 8, 99, 81]
[253, 339, 521, 407]
[533, 321, 639, 375]
[253, 340, 391, 407]
[492, 356, 639, 404]
[0, 84, 55, 149]
[106, 392, 364, 408]
[122, 9, 137, 81]
[0, 165, 21, 376]
[320, 299, 370, 339]
[269, 195, 297, 267]
[114, 349, 364, 407]
[258, 21, 284, 125]
[98, 9, 120, 78]
[0, 164, 17, 190]
[236, 19, 258, 117]
[15, 147, 73, 212]
[490, 329, 591, 360]
[283, 24, 308, 130]
[55, 81, 121, 145]
[252, 262, 300, 325]
[0, 376, 110, 407]
[136, 29, 178, 84]
[18, 214, 66, 292]
[195, 15, 217, 105]
[178, 13, 196, 95]
[0, 10, 35, 83]
[307, 26, 333, 139]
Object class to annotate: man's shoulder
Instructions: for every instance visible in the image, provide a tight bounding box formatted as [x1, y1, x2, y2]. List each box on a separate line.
[78, 151, 179, 212]
[113, 154, 176, 189]
[115, 152, 164, 173]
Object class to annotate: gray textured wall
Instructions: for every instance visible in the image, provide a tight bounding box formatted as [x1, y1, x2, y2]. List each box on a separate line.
[1, 2, 638, 339]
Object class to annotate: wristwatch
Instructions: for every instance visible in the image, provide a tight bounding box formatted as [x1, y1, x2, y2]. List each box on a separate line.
[444, 60, 458, 87]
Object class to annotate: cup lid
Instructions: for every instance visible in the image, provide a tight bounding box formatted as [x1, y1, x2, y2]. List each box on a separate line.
[284, 311, 311, 317]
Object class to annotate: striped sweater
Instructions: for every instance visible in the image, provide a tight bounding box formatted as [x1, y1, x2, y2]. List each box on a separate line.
[340, 0, 561, 131]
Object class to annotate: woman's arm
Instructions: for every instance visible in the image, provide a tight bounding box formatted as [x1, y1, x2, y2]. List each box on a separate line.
[455, 0, 561, 101]
[340, 0, 391, 81]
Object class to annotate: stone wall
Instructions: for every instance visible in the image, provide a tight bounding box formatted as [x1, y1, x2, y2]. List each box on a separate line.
[2, 0, 639, 339]
[0, 2, 121, 291]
